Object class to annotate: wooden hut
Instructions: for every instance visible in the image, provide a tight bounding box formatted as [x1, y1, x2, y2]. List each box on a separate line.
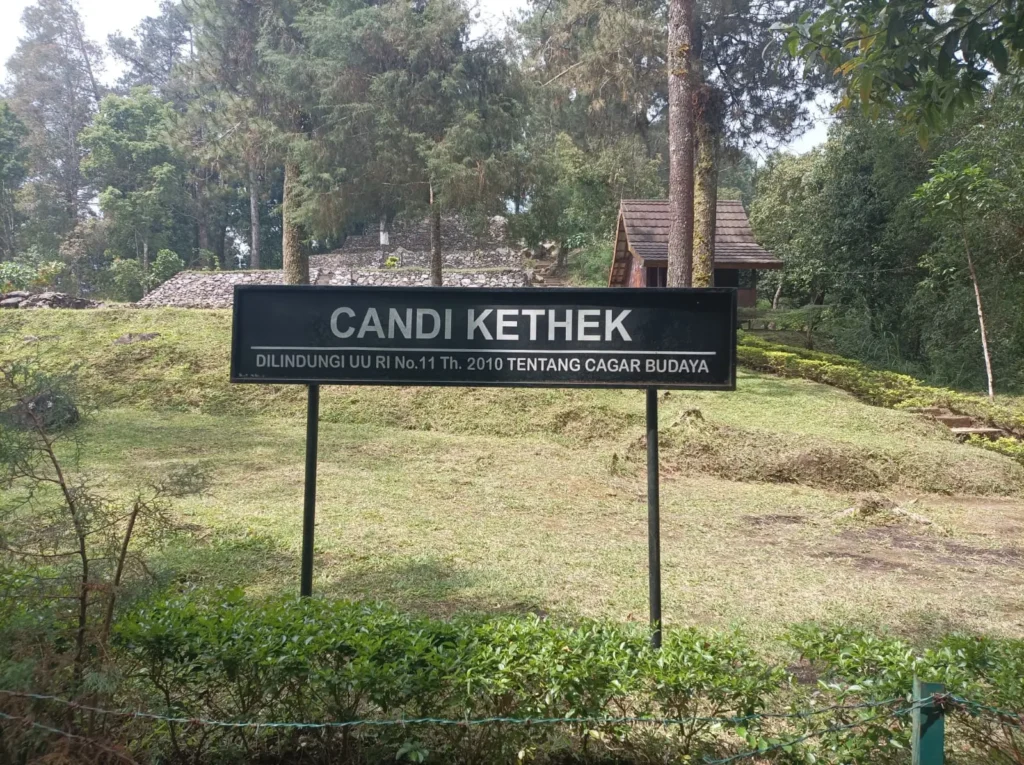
[608, 199, 782, 306]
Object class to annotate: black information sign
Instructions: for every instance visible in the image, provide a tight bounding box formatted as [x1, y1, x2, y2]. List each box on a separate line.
[230, 285, 736, 390]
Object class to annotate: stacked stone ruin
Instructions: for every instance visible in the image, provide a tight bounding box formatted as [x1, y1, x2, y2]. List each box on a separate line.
[138, 215, 536, 309]
[0, 291, 102, 310]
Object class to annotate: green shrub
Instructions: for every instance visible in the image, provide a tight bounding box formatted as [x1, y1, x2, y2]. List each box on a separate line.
[738, 333, 1024, 436]
[0, 261, 36, 292]
[0, 257, 67, 293]
[151, 249, 184, 286]
[109, 590, 784, 763]
[787, 625, 1024, 763]
[967, 435, 1024, 464]
[108, 258, 147, 302]
[568, 239, 613, 286]
[2, 587, 1022, 763]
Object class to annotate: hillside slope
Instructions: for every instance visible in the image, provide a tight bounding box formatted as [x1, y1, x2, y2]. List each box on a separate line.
[3, 308, 1024, 640]
[3, 308, 1020, 495]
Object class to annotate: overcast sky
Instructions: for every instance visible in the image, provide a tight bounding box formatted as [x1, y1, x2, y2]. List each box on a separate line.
[0, 0, 827, 154]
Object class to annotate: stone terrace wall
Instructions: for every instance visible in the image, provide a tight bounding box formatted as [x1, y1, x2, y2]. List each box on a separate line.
[338, 214, 508, 253]
[137, 267, 529, 308]
[320, 268, 528, 288]
[395, 248, 521, 269]
[311, 246, 522, 271]
[136, 270, 317, 309]
[310, 251, 382, 269]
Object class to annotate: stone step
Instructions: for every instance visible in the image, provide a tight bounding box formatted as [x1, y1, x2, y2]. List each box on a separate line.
[951, 427, 1005, 440]
[936, 415, 975, 428]
[908, 406, 946, 416]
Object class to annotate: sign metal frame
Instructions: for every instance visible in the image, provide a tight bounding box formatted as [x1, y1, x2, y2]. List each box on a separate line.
[230, 285, 737, 391]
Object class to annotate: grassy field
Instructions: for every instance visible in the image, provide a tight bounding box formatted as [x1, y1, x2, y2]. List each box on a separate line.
[3, 308, 1024, 646]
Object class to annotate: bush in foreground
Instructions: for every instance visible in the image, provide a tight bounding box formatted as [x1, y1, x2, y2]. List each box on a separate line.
[109, 591, 784, 763]
[2, 589, 1022, 763]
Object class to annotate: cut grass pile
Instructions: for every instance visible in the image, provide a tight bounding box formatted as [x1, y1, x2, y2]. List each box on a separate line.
[647, 407, 1024, 495]
[4, 308, 1024, 643]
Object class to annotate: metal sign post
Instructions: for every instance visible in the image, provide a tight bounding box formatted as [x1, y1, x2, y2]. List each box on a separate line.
[646, 387, 661, 648]
[231, 285, 736, 640]
[300, 384, 320, 597]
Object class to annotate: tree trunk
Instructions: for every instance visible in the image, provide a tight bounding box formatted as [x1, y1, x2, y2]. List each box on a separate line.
[70, 12, 102, 105]
[248, 163, 261, 269]
[216, 223, 228, 270]
[142, 240, 149, 295]
[772, 279, 783, 310]
[961, 224, 995, 400]
[283, 159, 308, 285]
[692, 95, 718, 288]
[101, 502, 141, 645]
[429, 184, 442, 287]
[197, 177, 210, 268]
[667, 0, 696, 287]
[380, 215, 390, 254]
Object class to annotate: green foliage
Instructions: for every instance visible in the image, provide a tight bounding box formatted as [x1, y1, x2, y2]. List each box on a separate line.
[787, 625, 1024, 762]
[779, 0, 1024, 134]
[737, 333, 1024, 435]
[108, 258, 147, 302]
[81, 90, 189, 265]
[294, 0, 523, 244]
[109, 590, 784, 763]
[4, 0, 102, 254]
[0, 251, 67, 292]
[967, 435, 1024, 465]
[2, 586, 1018, 763]
[150, 249, 183, 286]
[751, 99, 1024, 391]
[567, 238, 614, 286]
[510, 132, 663, 249]
[0, 101, 29, 259]
[0, 261, 40, 292]
[0, 354, 207, 726]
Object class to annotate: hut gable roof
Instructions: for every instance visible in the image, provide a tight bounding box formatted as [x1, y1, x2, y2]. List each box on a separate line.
[610, 199, 782, 286]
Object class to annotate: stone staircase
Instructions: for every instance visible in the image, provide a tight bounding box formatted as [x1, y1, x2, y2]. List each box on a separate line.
[530, 256, 571, 287]
[908, 406, 1005, 440]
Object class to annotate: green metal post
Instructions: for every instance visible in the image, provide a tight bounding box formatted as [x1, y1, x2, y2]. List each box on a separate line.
[646, 388, 661, 649]
[300, 384, 320, 597]
[912, 677, 945, 765]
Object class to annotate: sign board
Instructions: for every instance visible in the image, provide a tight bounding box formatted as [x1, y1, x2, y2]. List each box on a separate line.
[230, 285, 736, 390]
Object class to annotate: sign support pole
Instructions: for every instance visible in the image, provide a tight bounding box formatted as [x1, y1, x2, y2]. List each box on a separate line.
[646, 387, 662, 648]
[300, 384, 320, 597]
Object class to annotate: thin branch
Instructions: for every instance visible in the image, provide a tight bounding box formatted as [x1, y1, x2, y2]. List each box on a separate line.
[539, 60, 585, 88]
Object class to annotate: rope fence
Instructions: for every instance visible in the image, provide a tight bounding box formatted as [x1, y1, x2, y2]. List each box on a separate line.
[0, 685, 1020, 764]
[0, 687, 906, 729]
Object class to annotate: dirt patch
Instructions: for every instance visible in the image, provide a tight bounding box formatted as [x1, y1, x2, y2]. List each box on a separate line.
[787, 659, 820, 686]
[810, 550, 914, 574]
[833, 526, 1024, 571]
[937, 541, 1023, 566]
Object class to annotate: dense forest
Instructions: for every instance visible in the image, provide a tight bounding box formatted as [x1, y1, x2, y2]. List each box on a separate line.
[0, 0, 818, 289]
[1, 0, 1023, 393]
